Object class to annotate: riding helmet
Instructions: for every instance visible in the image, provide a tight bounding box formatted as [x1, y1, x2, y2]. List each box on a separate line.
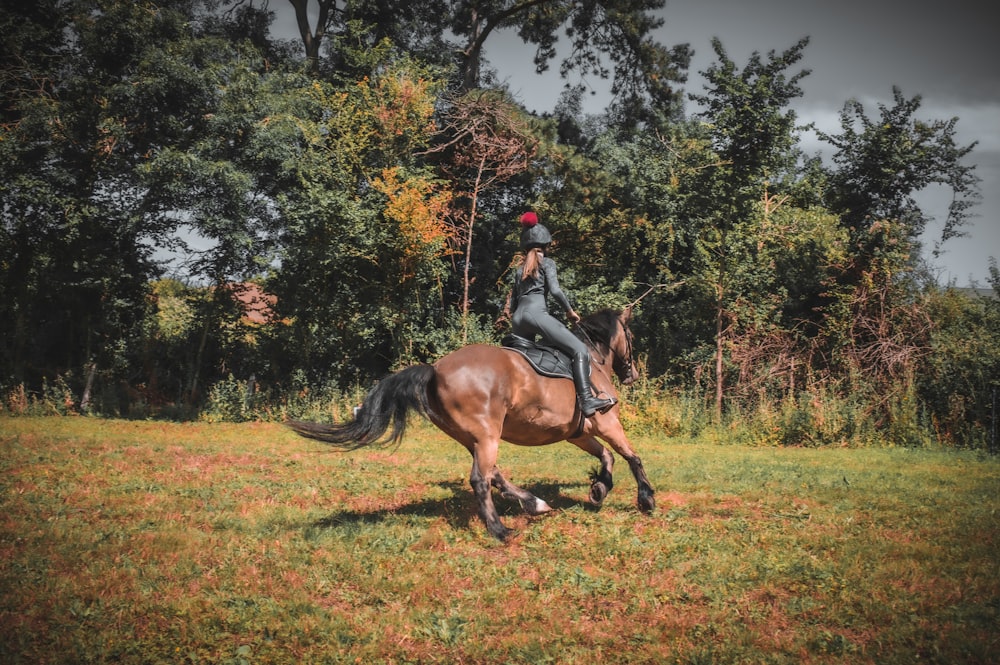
[519, 211, 552, 251]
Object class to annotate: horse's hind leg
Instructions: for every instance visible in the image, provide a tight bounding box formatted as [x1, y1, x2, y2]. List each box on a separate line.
[491, 471, 552, 516]
[569, 436, 615, 507]
[469, 445, 513, 541]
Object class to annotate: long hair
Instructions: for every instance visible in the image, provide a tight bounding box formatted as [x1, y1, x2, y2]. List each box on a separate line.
[522, 246, 545, 280]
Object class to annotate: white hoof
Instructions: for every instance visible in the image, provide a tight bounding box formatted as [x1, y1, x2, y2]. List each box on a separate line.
[526, 498, 553, 515]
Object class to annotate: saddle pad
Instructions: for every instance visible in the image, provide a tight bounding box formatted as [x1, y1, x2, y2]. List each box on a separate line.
[501, 334, 573, 380]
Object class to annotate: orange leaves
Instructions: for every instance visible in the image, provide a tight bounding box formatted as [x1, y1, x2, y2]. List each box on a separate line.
[304, 65, 441, 172]
[373, 76, 437, 139]
[373, 167, 456, 280]
[349, 73, 438, 158]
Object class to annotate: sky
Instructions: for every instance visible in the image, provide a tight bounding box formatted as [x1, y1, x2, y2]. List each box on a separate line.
[486, 0, 1000, 287]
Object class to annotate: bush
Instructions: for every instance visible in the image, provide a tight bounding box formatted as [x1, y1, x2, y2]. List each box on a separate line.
[1, 377, 77, 416]
[200, 371, 368, 424]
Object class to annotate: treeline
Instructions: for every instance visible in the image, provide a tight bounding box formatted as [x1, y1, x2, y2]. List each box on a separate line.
[2, 0, 997, 448]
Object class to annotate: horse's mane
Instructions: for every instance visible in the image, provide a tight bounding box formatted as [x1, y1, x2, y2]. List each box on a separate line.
[577, 309, 622, 347]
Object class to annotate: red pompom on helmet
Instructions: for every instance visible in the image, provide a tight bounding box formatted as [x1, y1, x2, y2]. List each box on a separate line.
[519, 213, 551, 250]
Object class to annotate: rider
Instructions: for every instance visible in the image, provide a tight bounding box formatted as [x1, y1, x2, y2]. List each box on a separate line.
[508, 211, 617, 417]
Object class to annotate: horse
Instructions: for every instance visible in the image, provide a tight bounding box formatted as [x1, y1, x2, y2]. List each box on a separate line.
[287, 308, 655, 541]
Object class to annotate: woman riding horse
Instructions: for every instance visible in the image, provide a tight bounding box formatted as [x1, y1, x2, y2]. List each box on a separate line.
[508, 211, 616, 417]
[287, 307, 655, 542]
[287, 212, 655, 541]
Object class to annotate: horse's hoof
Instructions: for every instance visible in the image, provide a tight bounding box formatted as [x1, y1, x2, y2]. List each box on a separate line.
[589, 482, 609, 506]
[523, 498, 552, 516]
[497, 528, 518, 543]
[638, 492, 655, 513]
[488, 523, 515, 542]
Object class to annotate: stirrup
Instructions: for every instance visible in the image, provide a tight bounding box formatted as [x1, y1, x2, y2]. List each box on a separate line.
[579, 394, 617, 417]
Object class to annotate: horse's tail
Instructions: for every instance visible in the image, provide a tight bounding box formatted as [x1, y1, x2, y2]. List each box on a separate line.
[286, 364, 435, 450]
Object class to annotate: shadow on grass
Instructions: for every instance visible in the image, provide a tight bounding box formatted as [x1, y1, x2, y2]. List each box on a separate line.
[309, 480, 592, 534]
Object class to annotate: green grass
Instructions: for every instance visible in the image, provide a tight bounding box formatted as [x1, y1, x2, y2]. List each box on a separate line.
[1, 417, 998, 664]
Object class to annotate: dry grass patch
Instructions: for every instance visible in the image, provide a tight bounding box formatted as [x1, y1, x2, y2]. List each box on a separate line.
[1, 417, 998, 663]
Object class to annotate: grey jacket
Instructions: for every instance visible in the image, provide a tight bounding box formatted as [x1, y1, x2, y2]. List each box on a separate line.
[511, 257, 572, 314]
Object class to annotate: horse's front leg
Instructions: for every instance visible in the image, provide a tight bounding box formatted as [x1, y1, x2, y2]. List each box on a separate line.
[569, 435, 615, 507]
[595, 424, 655, 513]
[625, 455, 655, 513]
[491, 470, 552, 516]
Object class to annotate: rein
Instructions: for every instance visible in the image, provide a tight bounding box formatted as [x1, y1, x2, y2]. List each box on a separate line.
[575, 283, 680, 380]
[575, 317, 634, 382]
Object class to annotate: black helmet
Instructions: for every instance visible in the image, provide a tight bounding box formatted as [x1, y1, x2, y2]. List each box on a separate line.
[519, 212, 552, 250]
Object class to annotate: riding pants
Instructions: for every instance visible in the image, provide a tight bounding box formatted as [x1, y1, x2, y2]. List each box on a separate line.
[511, 294, 590, 362]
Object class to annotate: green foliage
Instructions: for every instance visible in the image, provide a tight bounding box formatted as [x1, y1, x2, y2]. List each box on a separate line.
[690, 37, 809, 188]
[201, 374, 270, 423]
[0, 1, 993, 447]
[264, 56, 452, 385]
[0, 377, 75, 417]
[918, 279, 1000, 448]
[667, 38, 813, 419]
[617, 376, 713, 440]
[198, 368, 368, 424]
[818, 87, 981, 248]
[0, 0, 277, 402]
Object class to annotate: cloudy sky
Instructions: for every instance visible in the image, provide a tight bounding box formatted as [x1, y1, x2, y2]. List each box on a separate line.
[490, 0, 999, 286]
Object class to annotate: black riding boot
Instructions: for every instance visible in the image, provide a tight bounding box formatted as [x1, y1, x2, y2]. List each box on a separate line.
[572, 353, 616, 416]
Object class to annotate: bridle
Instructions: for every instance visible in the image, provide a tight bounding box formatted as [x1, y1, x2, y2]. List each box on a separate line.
[612, 318, 637, 383]
[590, 282, 680, 383]
[576, 316, 636, 383]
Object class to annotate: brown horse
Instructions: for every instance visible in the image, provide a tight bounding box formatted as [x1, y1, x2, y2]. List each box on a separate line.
[287, 308, 655, 541]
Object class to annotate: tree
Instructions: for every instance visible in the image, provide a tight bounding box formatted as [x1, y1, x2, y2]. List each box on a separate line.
[805, 89, 982, 433]
[278, 0, 451, 77]
[917, 264, 1000, 448]
[818, 87, 981, 257]
[286, 0, 336, 68]
[535, 119, 688, 366]
[424, 90, 538, 339]
[269, 0, 690, 119]
[139, 29, 305, 283]
[0, 0, 222, 402]
[0, 0, 300, 406]
[267, 54, 452, 383]
[453, 0, 689, 106]
[678, 37, 811, 419]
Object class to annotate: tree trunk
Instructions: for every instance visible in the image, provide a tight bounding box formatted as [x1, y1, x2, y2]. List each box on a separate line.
[189, 316, 210, 405]
[288, 0, 335, 74]
[80, 360, 97, 412]
[714, 298, 724, 422]
[460, 155, 487, 343]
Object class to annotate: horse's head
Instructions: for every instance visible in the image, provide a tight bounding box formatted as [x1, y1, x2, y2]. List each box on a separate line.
[612, 307, 639, 386]
[580, 308, 640, 386]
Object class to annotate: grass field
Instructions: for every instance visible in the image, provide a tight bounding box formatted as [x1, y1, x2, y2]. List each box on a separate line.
[1, 416, 998, 664]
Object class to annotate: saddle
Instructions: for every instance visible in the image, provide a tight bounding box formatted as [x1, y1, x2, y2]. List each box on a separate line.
[501, 334, 573, 380]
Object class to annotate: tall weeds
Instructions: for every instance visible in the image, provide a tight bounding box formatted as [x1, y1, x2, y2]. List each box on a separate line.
[0, 366, 970, 450]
